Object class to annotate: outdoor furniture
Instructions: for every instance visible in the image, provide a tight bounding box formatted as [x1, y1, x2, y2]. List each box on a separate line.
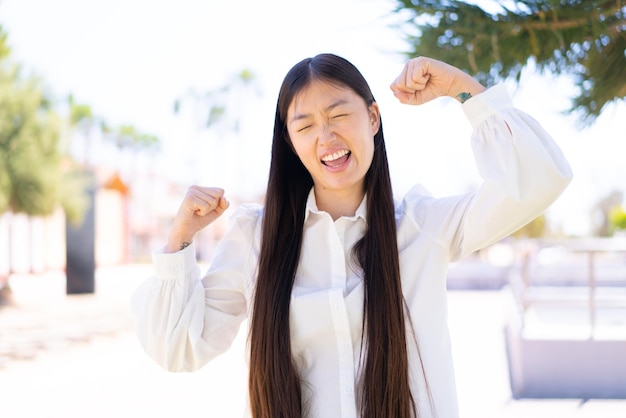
[504, 238, 626, 398]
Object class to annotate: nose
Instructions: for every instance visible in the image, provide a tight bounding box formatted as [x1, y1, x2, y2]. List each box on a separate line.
[318, 122, 336, 146]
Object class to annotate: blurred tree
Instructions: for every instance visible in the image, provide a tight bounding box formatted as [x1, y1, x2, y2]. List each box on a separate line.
[108, 123, 160, 196]
[67, 99, 158, 163]
[0, 29, 9, 60]
[66, 94, 160, 185]
[62, 95, 104, 226]
[608, 204, 626, 235]
[0, 26, 89, 225]
[0, 35, 62, 218]
[66, 94, 108, 168]
[174, 68, 260, 134]
[113, 124, 160, 259]
[0, 25, 77, 302]
[393, 0, 626, 126]
[591, 189, 623, 236]
[112, 124, 159, 152]
[105, 123, 160, 185]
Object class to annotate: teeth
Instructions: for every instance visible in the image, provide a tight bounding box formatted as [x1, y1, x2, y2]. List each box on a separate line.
[321, 150, 349, 162]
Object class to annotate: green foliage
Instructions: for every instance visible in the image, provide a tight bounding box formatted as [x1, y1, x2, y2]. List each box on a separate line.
[591, 189, 623, 236]
[0, 61, 63, 216]
[113, 124, 159, 151]
[59, 162, 92, 225]
[0, 26, 91, 221]
[511, 213, 547, 238]
[0, 25, 160, 226]
[393, 0, 626, 125]
[608, 205, 626, 234]
[68, 94, 94, 126]
[0, 26, 10, 60]
[238, 68, 255, 84]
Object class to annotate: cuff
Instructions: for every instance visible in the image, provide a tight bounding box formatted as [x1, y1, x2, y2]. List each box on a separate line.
[152, 241, 197, 280]
[462, 84, 514, 130]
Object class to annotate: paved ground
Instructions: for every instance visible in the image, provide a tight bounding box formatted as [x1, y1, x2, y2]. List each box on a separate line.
[0, 264, 625, 418]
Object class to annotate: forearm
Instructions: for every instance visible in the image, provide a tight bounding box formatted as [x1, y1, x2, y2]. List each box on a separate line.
[449, 72, 487, 104]
[165, 232, 194, 253]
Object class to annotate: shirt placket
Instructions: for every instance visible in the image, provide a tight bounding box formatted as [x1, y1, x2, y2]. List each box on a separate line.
[329, 219, 358, 417]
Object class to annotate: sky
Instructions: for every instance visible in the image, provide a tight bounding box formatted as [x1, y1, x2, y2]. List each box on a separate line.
[1, 0, 624, 236]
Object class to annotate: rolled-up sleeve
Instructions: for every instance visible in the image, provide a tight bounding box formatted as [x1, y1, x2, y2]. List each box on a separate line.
[132, 205, 261, 372]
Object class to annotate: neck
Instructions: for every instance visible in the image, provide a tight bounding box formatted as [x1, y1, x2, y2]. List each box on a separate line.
[314, 186, 364, 221]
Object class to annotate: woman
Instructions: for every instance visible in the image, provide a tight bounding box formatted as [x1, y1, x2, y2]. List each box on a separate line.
[133, 54, 572, 417]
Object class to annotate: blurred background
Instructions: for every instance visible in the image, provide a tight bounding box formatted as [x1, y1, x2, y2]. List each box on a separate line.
[0, 0, 624, 417]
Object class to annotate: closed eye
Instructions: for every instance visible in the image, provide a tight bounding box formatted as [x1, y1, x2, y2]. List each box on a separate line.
[297, 125, 312, 132]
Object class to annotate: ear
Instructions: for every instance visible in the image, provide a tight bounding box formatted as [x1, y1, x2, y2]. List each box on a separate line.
[368, 102, 381, 134]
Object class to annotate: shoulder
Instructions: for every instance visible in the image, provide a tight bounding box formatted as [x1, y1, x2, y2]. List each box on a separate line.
[231, 202, 263, 220]
[228, 203, 264, 235]
[394, 184, 434, 220]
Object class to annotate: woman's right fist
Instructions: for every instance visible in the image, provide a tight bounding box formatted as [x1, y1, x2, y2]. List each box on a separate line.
[165, 186, 229, 253]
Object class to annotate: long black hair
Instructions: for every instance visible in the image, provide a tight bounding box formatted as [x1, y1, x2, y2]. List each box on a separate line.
[248, 53, 417, 418]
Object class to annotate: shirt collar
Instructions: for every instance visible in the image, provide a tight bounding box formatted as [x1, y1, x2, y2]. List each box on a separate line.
[304, 188, 368, 222]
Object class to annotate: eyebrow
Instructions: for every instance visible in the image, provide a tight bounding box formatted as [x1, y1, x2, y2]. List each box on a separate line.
[288, 99, 350, 125]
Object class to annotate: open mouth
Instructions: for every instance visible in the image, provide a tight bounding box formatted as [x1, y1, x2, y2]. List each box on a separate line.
[321, 150, 351, 168]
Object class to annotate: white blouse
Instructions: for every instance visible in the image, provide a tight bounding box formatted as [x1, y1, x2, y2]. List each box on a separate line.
[132, 84, 572, 418]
